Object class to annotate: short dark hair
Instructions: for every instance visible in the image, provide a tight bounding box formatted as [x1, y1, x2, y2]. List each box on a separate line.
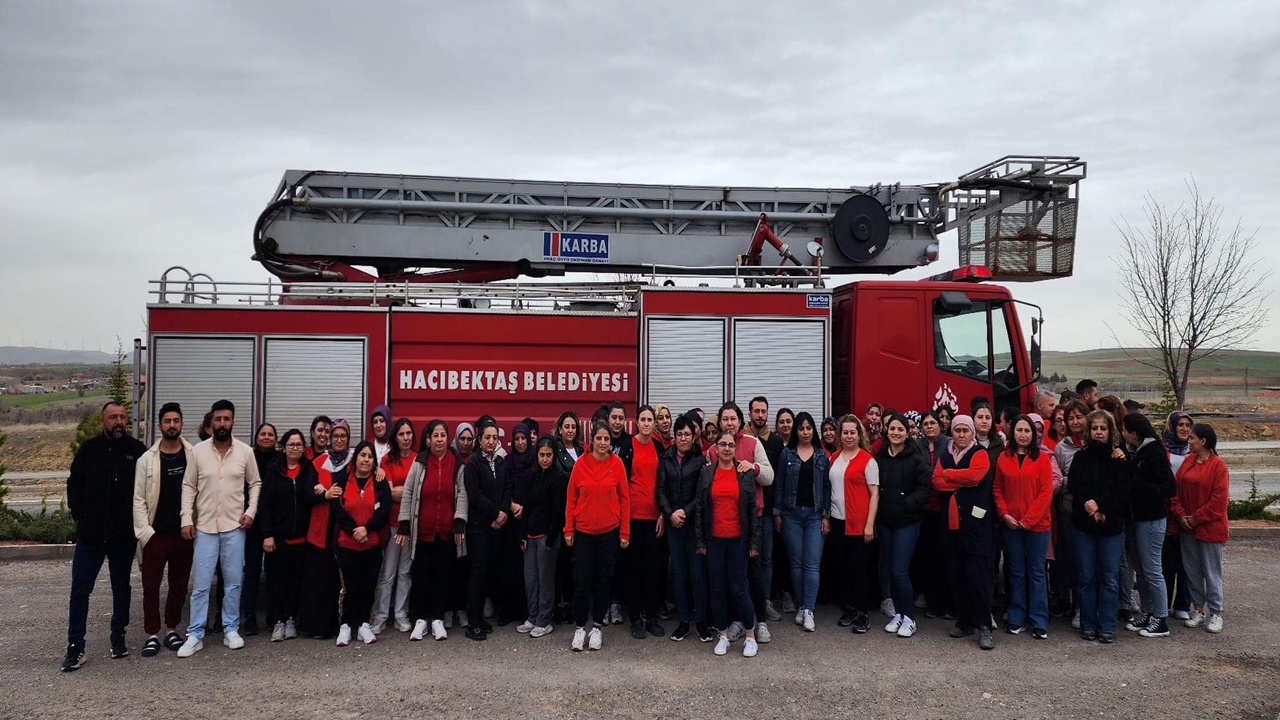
[158, 402, 183, 420]
[749, 396, 768, 411]
[101, 400, 126, 416]
[636, 404, 655, 420]
[420, 419, 448, 452]
[1000, 406, 1021, 427]
[718, 401, 744, 427]
[1075, 379, 1098, 394]
[1059, 389, 1081, 404]
[672, 414, 699, 438]
[521, 417, 540, 436]
[211, 399, 235, 415]
[608, 402, 626, 415]
[969, 396, 990, 414]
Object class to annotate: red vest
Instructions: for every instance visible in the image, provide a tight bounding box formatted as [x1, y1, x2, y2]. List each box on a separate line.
[839, 450, 874, 536]
[305, 464, 334, 549]
[336, 476, 378, 552]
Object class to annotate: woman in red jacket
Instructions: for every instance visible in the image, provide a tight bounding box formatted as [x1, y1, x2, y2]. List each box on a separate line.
[994, 415, 1055, 639]
[1172, 423, 1230, 634]
[398, 420, 463, 642]
[564, 421, 631, 652]
[332, 442, 392, 647]
[625, 406, 666, 639]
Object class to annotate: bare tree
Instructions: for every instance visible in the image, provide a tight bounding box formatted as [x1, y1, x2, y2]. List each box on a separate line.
[1112, 180, 1272, 409]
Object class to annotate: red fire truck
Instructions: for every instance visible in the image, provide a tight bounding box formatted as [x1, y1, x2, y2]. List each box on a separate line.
[138, 156, 1085, 444]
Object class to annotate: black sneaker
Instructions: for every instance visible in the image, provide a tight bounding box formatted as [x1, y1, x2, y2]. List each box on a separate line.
[1080, 629, 1098, 642]
[670, 621, 690, 642]
[1098, 632, 1116, 644]
[141, 635, 161, 657]
[164, 631, 183, 651]
[1031, 627, 1048, 640]
[837, 609, 855, 627]
[851, 612, 870, 634]
[630, 619, 646, 640]
[645, 618, 665, 638]
[696, 622, 715, 642]
[1124, 612, 1150, 632]
[949, 625, 974, 638]
[110, 634, 129, 659]
[978, 627, 995, 650]
[479, 619, 494, 634]
[465, 625, 487, 641]
[61, 645, 86, 672]
[242, 617, 259, 637]
[1139, 617, 1171, 638]
[1005, 624, 1024, 635]
[1117, 608, 1133, 624]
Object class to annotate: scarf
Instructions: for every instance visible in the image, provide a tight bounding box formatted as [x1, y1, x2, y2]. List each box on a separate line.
[506, 423, 535, 477]
[947, 415, 976, 465]
[1162, 411, 1190, 456]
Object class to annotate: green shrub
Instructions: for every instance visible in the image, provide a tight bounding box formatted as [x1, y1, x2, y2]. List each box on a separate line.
[1226, 473, 1280, 521]
[0, 499, 78, 544]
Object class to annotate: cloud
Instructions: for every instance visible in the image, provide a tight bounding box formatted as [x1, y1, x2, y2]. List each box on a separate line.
[0, 0, 1277, 355]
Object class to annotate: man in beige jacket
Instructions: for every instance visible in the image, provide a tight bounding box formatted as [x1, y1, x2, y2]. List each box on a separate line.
[176, 399, 261, 658]
[132, 402, 195, 657]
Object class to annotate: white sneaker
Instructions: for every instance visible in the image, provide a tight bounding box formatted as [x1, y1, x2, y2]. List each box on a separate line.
[1174, 609, 1192, 621]
[1184, 610, 1206, 628]
[794, 608, 805, 626]
[896, 617, 917, 638]
[223, 630, 245, 650]
[284, 619, 297, 640]
[370, 619, 387, 635]
[1206, 613, 1224, 634]
[714, 636, 730, 656]
[609, 603, 624, 625]
[588, 626, 603, 650]
[881, 598, 896, 617]
[358, 623, 377, 644]
[1071, 610, 1082, 629]
[756, 622, 771, 643]
[431, 619, 448, 641]
[530, 624, 553, 639]
[456, 610, 468, 628]
[395, 617, 412, 633]
[803, 609, 816, 632]
[571, 627, 587, 651]
[270, 622, 285, 642]
[484, 598, 495, 619]
[176, 635, 203, 658]
[516, 620, 535, 634]
[884, 614, 903, 633]
[336, 624, 351, 646]
[743, 637, 758, 657]
[727, 621, 745, 642]
[410, 620, 429, 641]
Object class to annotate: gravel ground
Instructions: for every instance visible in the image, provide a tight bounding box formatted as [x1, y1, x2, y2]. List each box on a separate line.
[1, 540, 1277, 720]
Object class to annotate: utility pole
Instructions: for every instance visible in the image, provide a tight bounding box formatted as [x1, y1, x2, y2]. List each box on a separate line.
[1243, 366, 1249, 398]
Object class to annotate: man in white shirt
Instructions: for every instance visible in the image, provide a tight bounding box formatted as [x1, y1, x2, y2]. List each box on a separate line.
[176, 399, 262, 657]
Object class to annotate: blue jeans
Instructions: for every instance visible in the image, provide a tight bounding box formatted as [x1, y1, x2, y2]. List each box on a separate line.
[1003, 528, 1049, 631]
[1126, 518, 1168, 618]
[189, 529, 246, 638]
[780, 507, 824, 610]
[666, 523, 707, 624]
[706, 537, 754, 632]
[1072, 527, 1124, 634]
[67, 540, 136, 648]
[877, 522, 921, 620]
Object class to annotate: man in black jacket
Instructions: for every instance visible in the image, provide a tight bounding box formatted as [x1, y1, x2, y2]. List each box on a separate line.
[63, 401, 146, 671]
[462, 422, 514, 640]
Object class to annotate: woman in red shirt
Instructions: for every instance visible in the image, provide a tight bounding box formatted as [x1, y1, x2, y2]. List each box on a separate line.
[371, 418, 416, 636]
[697, 430, 762, 658]
[564, 421, 631, 652]
[994, 415, 1055, 639]
[397, 420, 463, 642]
[331, 442, 392, 647]
[1172, 423, 1230, 634]
[624, 406, 666, 639]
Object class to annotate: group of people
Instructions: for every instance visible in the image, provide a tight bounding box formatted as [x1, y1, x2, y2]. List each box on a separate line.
[61, 378, 1231, 670]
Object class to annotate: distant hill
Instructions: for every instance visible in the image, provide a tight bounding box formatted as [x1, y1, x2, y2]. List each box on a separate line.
[1042, 348, 1280, 390]
[0, 346, 115, 365]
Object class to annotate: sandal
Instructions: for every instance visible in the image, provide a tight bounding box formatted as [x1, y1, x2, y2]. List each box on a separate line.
[164, 631, 184, 651]
[141, 636, 162, 657]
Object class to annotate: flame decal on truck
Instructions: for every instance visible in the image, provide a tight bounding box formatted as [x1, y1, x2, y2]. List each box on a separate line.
[934, 382, 958, 411]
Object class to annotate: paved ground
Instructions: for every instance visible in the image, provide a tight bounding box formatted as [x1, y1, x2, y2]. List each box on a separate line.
[1, 541, 1277, 719]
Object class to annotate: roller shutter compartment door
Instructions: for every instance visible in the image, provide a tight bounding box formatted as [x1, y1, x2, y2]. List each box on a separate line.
[645, 318, 726, 417]
[733, 319, 827, 419]
[150, 336, 256, 444]
[263, 338, 367, 441]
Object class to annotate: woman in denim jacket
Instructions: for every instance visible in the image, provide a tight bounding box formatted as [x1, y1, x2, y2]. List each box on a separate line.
[773, 412, 831, 632]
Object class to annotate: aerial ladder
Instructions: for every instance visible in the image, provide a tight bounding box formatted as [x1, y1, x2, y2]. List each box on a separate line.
[252, 156, 1086, 287]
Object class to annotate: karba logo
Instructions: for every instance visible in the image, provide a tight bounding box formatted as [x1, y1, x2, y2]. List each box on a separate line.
[543, 232, 610, 263]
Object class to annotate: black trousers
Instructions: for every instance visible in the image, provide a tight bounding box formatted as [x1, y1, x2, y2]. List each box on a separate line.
[624, 519, 664, 622]
[466, 532, 500, 626]
[573, 529, 619, 627]
[265, 541, 305, 623]
[410, 538, 455, 622]
[825, 532, 872, 612]
[336, 546, 383, 627]
[948, 534, 994, 631]
[914, 510, 952, 614]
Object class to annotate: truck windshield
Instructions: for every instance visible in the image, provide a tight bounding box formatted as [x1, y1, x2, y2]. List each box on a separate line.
[933, 304, 1016, 384]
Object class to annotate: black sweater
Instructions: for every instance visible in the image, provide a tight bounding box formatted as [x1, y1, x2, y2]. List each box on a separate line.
[462, 452, 514, 535]
[67, 432, 146, 544]
[1126, 439, 1176, 522]
[1067, 443, 1129, 536]
[874, 443, 934, 528]
[655, 445, 705, 522]
[513, 464, 568, 539]
[257, 456, 319, 543]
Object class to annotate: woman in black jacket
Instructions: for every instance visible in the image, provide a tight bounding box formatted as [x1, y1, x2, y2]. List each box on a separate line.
[462, 422, 515, 641]
[551, 410, 583, 624]
[1121, 413, 1177, 638]
[656, 414, 711, 642]
[1067, 410, 1129, 643]
[696, 430, 762, 658]
[514, 437, 569, 638]
[875, 412, 933, 639]
[258, 429, 317, 643]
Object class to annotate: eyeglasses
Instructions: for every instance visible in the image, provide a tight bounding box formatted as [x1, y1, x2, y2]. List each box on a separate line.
[675, 432, 694, 439]
[717, 442, 736, 448]
[284, 442, 305, 449]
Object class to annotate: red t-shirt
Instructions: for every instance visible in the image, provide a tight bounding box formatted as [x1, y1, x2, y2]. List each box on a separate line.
[629, 436, 660, 521]
[711, 467, 742, 539]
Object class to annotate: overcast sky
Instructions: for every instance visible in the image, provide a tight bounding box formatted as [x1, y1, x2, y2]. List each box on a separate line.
[1, 0, 1276, 355]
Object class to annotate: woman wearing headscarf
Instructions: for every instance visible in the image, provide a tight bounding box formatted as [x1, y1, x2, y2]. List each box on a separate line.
[1162, 411, 1195, 620]
[295, 419, 352, 638]
[452, 422, 476, 466]
[499, 422, 537, 625]
[370, 405, 393, 464]
[654, 405, 674, 450]
[370, 418, 417, 636]
[819, 416, 839, 456]
[332, 441, 392, 646]
[932, 415, 994, 649]
[915, 410, 952, 618]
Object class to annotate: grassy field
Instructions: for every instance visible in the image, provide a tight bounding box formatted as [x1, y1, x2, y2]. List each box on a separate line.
[1043, 348, 1280, 396]
[0, 389, 107, 409]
